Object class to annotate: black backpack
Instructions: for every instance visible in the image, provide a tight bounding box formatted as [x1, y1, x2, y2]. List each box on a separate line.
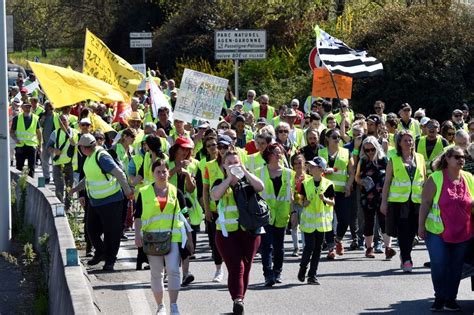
[232, 180, 270, 233]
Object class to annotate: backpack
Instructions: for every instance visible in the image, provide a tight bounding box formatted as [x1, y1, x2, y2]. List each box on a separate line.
[232, 180, 270, 233]
[95, 147, 123, 180]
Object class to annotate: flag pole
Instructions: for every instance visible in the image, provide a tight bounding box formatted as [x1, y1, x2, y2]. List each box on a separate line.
[328, 71, 341, 100]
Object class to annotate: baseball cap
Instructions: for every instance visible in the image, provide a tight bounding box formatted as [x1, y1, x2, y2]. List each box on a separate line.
[399, 103, 412, 111]
[420, 117, 431, 126]
[174, 136, 194, 149]
[234, 101, 243, 108]
[453, 109, 463, 115]
[79, 117, 91, 125]
[198, 120, 210, 129]
[218, 134, 232, 146]
[340, 99, 349, 107]
[284, 108, 297, 117]
[306, 156, 327, 169]
[12, 97, 23, 106]
[366, 114, 381, 125]
[77, 134, 96, 147]
[20, 87, 28, 94]
[256, 117, 267, 125]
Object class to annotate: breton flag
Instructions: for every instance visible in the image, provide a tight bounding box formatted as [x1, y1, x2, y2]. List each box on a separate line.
[315, 26, 383, 78]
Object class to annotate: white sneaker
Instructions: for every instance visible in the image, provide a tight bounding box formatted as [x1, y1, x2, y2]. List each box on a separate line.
[213, 269, 224, 282]
[170, 303, 180, 315]
[156, 304, 166, 315]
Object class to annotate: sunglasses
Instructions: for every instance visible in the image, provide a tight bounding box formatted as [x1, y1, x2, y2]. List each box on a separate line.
[96, 137, 105, 141]
[454, 114, 462, 118]
[219, 126, 230, 130]
[80, 123, 91, 127]
[364, 147, 376, 153]
[331, 135, 341, 140]
[447, 132, 455, 136]
[402, 108, 411, 112]
[260, 102, 268, 105]
[374, 107, 382, 110]
[217, 144, 229, 150]
[427, 124, 439, 129]
[278, 130, 289, 134]
[206, 143, 217, 148]
[451, 154, 465, 160]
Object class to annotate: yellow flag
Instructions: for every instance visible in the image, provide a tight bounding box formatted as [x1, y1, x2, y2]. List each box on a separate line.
[89, 112, 114, 133]
[83, 29, 144, 99]
[28, 61, 126, 109]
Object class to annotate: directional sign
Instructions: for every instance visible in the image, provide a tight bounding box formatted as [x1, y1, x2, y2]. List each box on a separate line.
[215, 51, 267, 60]
[130, 32, 152, 38]
[130, 39, 152, 48]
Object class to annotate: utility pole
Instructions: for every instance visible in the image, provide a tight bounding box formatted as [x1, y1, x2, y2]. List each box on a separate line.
[0, 0, 12, 251]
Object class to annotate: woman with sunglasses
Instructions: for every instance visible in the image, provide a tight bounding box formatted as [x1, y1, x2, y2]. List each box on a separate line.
[113, 128, 137, 174]
[275, 122, 296, 168]
[257, 142, 295, 286]
[441, 121, 456, 145]
[211, 150, 264, 315]
[134, 159, 191, 315]
[318, 128, 355, 259]
[381, 130, 426, 272]
[203, 134, 233, 282]
[356, 136, 396, 259]
[418, 146, 474, 312]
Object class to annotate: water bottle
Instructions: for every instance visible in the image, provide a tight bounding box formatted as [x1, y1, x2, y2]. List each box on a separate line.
[230, 165, 245, 179]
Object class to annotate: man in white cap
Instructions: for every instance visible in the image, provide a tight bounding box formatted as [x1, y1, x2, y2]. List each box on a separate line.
[71, 134, 133, 271]
[451, 109, 468, 131]
[242, 89, 258, 113]
[290, 99, 304, 127]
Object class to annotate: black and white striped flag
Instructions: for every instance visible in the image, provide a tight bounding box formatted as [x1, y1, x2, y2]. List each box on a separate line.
[315, 26, 383, 78]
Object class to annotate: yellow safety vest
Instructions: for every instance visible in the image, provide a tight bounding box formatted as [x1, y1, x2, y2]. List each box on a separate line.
[216, 187, 240, 235]
[318, 147, 350, 192]
[15, 113, 39, 147]
[114, 142, 130, 173]
[205, 159, 225, 212]
[253, 105, 275, 121]
[140, 183, 184, 243]
[168, 159, 203, 226]
[300, 177, 334, 233]
[425, 170, 474, 234]
[416, 136, 444, 175]
[258, 166, 294, 228]
[53, 128, 78, 166]
[388, 153, 425, 204]
[246, 152, 265, 173]
[84, 148, 121, 199]
[397, 119, 421, 138]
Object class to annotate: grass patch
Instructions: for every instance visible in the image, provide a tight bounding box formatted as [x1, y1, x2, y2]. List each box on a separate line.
[8, 47, 83, 70]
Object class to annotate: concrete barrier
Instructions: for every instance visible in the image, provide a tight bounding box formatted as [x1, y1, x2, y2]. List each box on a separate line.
[10, 168, 96, 315]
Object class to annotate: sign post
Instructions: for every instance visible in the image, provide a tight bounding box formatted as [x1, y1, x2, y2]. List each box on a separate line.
[215, 29, 266, 99]
[130, 32, 152, 65]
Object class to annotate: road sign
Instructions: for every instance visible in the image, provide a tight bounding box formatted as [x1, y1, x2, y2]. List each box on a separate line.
[309, 47, 324, 70]
[215, 30, 266, 53]
[215, 51, 267, 60]
[130, 32, 152, 39]
[130, 39, 152, 48]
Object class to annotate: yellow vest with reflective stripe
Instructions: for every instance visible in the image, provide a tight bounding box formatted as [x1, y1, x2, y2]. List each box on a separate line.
[258, 167, 294, 228]
[300, 177, 334, 233]
[253, 105, 275, 121]
[416, 136, 444, 175]
[246, 152, 265, 174]
[318, 147, 349, 192]
[216, 188, 240, 233]
[143, 152, 156, 185]
[84, 148, 121, 199]
[206, 159, 225, 212]
[397, 119, 421, 138]
[425, 170, 474, 234]
[388, 153, 425, 203]
[15, 113, 39, 147]
[140, 184, 183, 243]
[53, 128, 78, 166]
[168, 159, 203, 226]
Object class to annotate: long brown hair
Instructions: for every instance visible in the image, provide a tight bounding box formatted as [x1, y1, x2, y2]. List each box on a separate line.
[432, 146, 464, 171]
[395, 130, 415, 157]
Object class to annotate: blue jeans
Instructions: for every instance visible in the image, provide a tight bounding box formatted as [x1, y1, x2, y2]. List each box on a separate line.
[425, 232, 469, 300]
[260, 224, 285, 279]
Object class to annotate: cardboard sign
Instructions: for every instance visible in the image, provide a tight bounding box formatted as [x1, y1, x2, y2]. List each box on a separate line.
[174, 69, 228, 128]
[312, 68, 352, 99]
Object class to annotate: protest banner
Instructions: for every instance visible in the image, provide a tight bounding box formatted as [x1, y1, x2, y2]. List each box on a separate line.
[312, 68, 353, 99]
[131, 64, 147, 91]
[174, 69, 228, 128]
[83, 29, 144, 99]
[29, 61, 125, 108]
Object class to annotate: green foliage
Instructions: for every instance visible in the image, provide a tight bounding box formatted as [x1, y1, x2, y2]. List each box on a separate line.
[22, 243, 36, 266]
[8, 48, 83, 69]
[349, 4, 474, 118]
[2, 252, 18, 265]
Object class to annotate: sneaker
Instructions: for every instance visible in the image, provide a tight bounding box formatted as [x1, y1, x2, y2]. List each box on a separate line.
[87, 255, 104, 266]
[292, 249, 300, 257]
[429, 298, 444, 312]
[326, 249, 336, 260]
[156, 304, 166, 315]
[385, 247, 397, 260]
[233, 299, 244, 315]
[102, 262, 114, 271]
[424, 261, 431, 268]
[374, 242, 383, 253]
[264, 276, 275, 287]
[444, 299, 461, 312]
[275, 274, 282, 283]
[297, 266, 307, 282]
[189, 255, 196, 260]
[365, 247, 375, 258]
[213, 269, 224, 282]
[335, 241, 344, 256]
[401, 260, 413, 273]
[307, 276, 320, 285]
[120, 234, 128, 241]
[170, 303, 180, 315]
[349, 240, 358, 250]
[181, 273, 195, 287]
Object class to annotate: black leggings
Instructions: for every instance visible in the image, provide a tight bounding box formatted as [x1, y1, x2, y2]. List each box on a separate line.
[363, 204, 386, 237]
[301, 231, 325, 278]
[207, 212, 223, 265]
